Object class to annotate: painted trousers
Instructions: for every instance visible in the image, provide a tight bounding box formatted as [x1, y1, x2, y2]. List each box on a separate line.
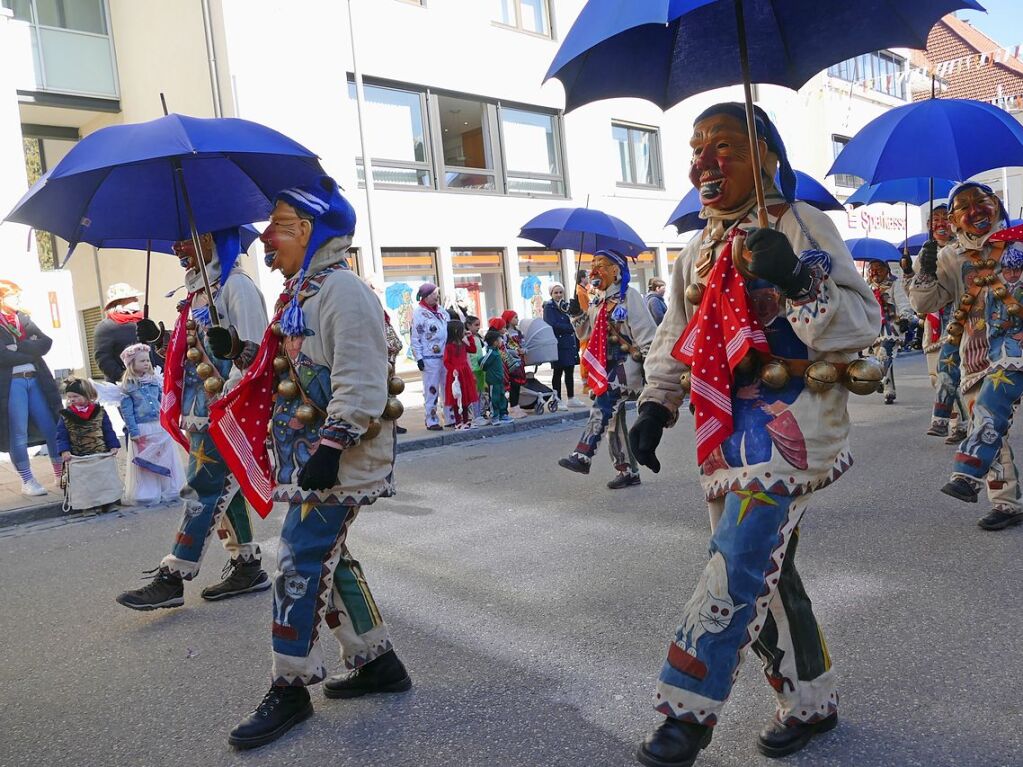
[161, 429, 259, 578]
[655, 491, 836, 727]
[271, 497, 392, 686]
[931, 342, 967, 428]
[951, 369, 1023, 514]
[571, 383, 638, 475]
[875, 338, 897, 399]
[421, 357, 446, 428]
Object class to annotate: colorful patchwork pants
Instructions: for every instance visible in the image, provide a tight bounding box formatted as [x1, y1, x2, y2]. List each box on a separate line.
[271, 495, 392, 686]
[875, 338, 897, 399]
[951, 370, 1023, 513]
[655, 491, 836, 727]
[931, 341, 967, 429]
[572, 381, 638, 475]
[160, 429, 259, 578]
[421, 357, 446, 428]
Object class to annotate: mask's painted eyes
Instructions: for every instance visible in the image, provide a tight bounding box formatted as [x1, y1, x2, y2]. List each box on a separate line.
[717, 142, 730, 150]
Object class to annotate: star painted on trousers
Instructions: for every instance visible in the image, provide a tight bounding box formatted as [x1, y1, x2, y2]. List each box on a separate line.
[735, 489, 778, 525]
[940, 355, 956, 368]
[988, 369, 1013, 390]
[189, 441, 218, 475]
[300, 499, 317, 522]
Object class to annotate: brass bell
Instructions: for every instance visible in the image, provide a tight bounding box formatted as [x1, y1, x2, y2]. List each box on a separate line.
[844, 357, 885, 395]
[685, 282, 705, 305]
[973, 276, 985, 287]
[271, 322, 284, 338]
[630, 349, 644, 362]
[272, 356, 290, 374]
[985, 258, 997, 269]
[804, 361, 839, 393]
[186, 319, 197, 331]
[295, 403, 319, 425]
[994, 285, 1009, 300]
[196, 362, 215, 380]
[759, 359, 791, 390]
[986, 274, 998, 285]
[953, 310, 967, 322]
[363, 419, 382, 440]
[946, 321, 964, 339]
[387, 363, 396, 378]
[203, 376, 224, 395]
[186, 347, 203, 364]
[734, 351, 758, 376]
[277, 379, 299, 399]
[186, 333, 197, 347]
[679, 368, 692, 392]
[382, 397, 404, 421]
[608, 331, 620, 343]
[619, 342, 631, 352]
[1009, 304, 1022, 316]
[388, 376, 406, 395]
[961, 293, 975, 306]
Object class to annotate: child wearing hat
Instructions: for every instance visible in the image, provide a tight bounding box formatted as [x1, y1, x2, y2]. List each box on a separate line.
[481, 329, 510, 423]
[56, 377, 122, 513]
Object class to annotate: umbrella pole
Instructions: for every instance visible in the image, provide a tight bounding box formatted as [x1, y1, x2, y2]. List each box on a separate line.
[144, 239, 152, 319]
[172, 159, 221, 326]
[733, 0, 769, 228]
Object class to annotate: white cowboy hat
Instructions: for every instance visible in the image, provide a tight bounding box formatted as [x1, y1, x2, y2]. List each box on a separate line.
[103, 282, 143, 310]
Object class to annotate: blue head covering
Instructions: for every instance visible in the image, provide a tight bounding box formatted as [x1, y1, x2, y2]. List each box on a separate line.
[273, 175, 356, 335]
[694, 102, 796, 204]
[595, 249, 632, 321]
[946, 181, 1010, 225]
[211, 227, 242, 284]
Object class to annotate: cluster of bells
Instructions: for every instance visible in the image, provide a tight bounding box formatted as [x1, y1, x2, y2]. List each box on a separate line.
[608, 318, 645, 362]
[186, 319, 225, 395]
[268, 321, 405, 438]
[944, 266, 1019, 344]
[678, 352, 884, 396]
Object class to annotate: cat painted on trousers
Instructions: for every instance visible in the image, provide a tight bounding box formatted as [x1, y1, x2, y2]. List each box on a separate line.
[679, 551, 746, 655]
[273, 539, 309, 628]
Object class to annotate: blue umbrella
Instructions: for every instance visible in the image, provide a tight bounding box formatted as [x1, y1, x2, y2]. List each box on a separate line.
[845, 237, 902, 262]
[519, 207, 647, 257]
[97, 224, 261, 255]
[846, 178, 958, 208]
[667, 170, 844, 233]
[829, 99, 1023, 185]
[897, 233, 929, 256]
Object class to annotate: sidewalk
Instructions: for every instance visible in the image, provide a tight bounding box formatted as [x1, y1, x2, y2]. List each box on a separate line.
[0, 369, 592, 528]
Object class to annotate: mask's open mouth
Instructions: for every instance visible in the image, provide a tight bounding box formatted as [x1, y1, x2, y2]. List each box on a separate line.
[264, 249, 278, 268]
[699, 171, 726, 203]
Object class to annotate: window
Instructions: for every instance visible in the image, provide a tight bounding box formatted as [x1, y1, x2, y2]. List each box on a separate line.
[438, 94, 496, 191]
[831, 136, 864, 190]
[500, 107, 564, 196]
[495, 0, 551, 37]
[382, 249, 439, 373]
[348, 82, 432, 188]
[453, 249, 507, 321]
[828, 50, 906, 100]
[613, 122, 662, 188]
[518, 249, 563, 318]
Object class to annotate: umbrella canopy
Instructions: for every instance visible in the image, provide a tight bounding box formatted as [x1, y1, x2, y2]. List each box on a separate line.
[545, 0, 983, 112]
[5, 113, 323, 247]
[846, 237, 903, 262]
[897, 232, 929, 256]
[519, 207, 647, 257]
[667, 170, 844, 232]
[95, 224, 261, 255]
[829, 99, 1023, 186]
[385, 282, 413, 311]
[846, 177, 958, 208]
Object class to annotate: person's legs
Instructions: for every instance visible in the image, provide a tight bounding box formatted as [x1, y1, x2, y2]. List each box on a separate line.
[422, 359, 444, 427]
[489, 383, 508, 419]
[551, 365, 564, 399]
[509, 381, 520, 408]
[948, 370, 1023, 491]
[879, 339, 897, 402]
[6, 378, 34, 482]
[563, 365, 575, 399]
[560, 388, 620, 472]
[606, 394, 640, 488]
[24, 377, 61, 482]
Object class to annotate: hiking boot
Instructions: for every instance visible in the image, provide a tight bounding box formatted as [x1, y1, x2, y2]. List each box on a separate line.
[558, 454, 591, 475]
[228, 685, 312, 750]
[201, 558, 271, 601]
[977, 508, 1023, 531]
[945, 427, 968, 445]
[115, 568, 184, 611]
[608, 472, 641, 490]
[883, 393, 895, 404]
[941, 477, 979, 503]
[323, 650, 413, 700]
[636, 718, 712, 767]
[925, 422, 948, 437]
[756, 713, 838, 758]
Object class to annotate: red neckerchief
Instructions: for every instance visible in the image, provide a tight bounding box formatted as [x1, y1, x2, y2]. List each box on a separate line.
[69, 403, 97, 419]
[671, 229, 770, 465]
[0, 310, 24, 341]
[465, 334, 478, 353]
[419, 300, 446, 320]
[108, 309, 142, 324]
[581, 303, 609, 395]
[159, 296, 194, 451]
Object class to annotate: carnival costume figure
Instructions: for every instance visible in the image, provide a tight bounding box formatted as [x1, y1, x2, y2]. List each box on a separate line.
[411, 283, 448, 430]
[866, 260, 900, 404]
[627, 104, 880, 767]
[115, 228, 270, 611]
[908, 183, 1023, 531]
[557, 250, 656, 490]
[209, 177, 408, 749]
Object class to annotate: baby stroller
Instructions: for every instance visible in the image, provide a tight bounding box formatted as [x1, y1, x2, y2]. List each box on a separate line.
[517, 317, 560, 415]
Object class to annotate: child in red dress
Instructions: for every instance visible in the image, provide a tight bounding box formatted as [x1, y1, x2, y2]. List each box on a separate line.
[443, 320, 479, 429]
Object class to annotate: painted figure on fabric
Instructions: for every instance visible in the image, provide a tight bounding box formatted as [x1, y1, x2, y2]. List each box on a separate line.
[411, 283, 448, 430]
[558, 249, 656, 490]
[908, 182, 1023, 532]
[115, 227, 270, 611]
[866, 259, 899, 404]
[627, 103, 880, 767]
[212, 176, 409, 750]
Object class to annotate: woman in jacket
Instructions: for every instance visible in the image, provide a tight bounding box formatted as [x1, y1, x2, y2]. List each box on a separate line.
[542, 283, 583, 407]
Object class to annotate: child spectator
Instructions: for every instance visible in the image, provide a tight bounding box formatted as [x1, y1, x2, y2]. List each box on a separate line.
[57, 377, 122, 513]
[119, 343, 184, 506]
[443, 320, 480, 429]
[464, 315, 487, 424]
[481, 329, 511, 424]
[500, 310, 528, 418]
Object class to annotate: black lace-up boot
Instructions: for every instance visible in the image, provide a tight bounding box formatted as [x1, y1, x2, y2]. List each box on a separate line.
[228, 685, 312, 749]
[200, 558, 271, 601]
[115, 567, 184, 611]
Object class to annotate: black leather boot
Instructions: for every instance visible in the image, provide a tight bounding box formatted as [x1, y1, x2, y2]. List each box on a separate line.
[941, 477, 979, 503]
[558, 454, 590, 475]
[756, 712, 837, 758]
[607, 471, 641, 489]
[201, 558, 271, 601]
[228, 685, 312, 750]
[636, 718, 712, 767]
[977, 508, 1023, 531]
[323, 650, 412, 700]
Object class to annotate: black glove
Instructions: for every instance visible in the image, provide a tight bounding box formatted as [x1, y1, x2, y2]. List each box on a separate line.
[567, 297, 582, 316]
[417, 359, 425, 371]
[628, 402, 672, 474]
[298, 444, 342, 492]
[745, 228, 811, 298]
[899, 254, 914, 276]
[206, 325, 241, 360]
[918, 239, 939, 276]
[136, 318, 165, 345]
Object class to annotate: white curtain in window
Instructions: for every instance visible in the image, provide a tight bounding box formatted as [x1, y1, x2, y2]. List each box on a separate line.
[503, 111, 555, 173]
[634, 130, 653, 185]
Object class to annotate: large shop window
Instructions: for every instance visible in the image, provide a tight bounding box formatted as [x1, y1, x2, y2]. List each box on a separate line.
[349, 82, 432, 188]
[613, 122, 663, 188]
[382, 249, 439, 373]
[831, 135, 864, 190]
[452, 249, 507, 323]
[494, 0, 551, 37]
[518, 249, 564, 319]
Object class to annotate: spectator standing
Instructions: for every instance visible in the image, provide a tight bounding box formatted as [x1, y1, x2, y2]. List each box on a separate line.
[443, 320, 479, 428]
[502, 310, 528, 417]
[543, 283, 583, 407]
[93, 283, 158, 382]
[481, 329, 510, 423]
[645, 278, 668, 326]
[0, 280, 62, 496]
[410, 283, 448, 431]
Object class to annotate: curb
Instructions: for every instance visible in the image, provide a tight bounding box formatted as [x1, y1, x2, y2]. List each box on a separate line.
[0, 499, 67, 529]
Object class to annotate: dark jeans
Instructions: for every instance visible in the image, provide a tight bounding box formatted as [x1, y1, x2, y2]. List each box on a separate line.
[510, 381, 520, 408]
[552, 364, 575, 399]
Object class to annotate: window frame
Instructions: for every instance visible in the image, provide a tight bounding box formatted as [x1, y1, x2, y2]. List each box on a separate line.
[429, 94, 503, 195]
[827, 49, 906, 100]
[831, 135, 864, 190]
[350, 80, 435, 191]
[611, 121, 664, 189]
[492, 0, 554, 40]
[497, 103, 568, 198]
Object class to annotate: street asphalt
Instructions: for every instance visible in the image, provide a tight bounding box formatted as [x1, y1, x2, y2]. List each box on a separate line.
[1, 352, 1021, 767]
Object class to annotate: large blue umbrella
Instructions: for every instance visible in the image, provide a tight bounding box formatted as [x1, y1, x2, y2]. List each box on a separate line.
[519, 207, 647, 256]
[846, 178, 958, 208]
[96, 224, 261, 255]
[667, 170, 844, 233]
[829, 99, 1023, 185]
[846, 237, 902, 263]
[546, 0, 980, 224]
